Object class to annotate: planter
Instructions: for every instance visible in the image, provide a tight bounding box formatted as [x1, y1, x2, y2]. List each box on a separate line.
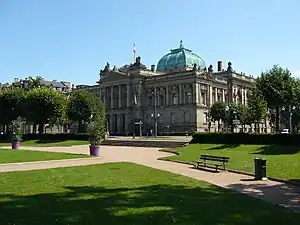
[12, 141, 21, 150]
[89, 145, 100, 156]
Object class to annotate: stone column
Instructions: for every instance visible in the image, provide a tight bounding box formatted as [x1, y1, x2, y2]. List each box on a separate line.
[126, 84, 130, 107]
[166, 85, 169, 106]
[222, 89, 225, 102]
[209, 85, 213, 106]
[118, 85, 122, 108]
[178, 84, 182, 104]
[215, 87, 218, 103]
[99, 87, 102, 100]
[110, 86, 114, 108]
[244, 89, 247, 105]
[195, 83, 199, 104]
[199, 84, 202, 105]
[241, 87, 244, 105]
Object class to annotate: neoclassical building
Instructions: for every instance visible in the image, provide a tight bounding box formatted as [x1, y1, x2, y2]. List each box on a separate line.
[76, 41, 255, 135]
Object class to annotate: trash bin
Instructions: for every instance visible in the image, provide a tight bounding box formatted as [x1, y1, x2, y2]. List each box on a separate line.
[254, 158, 267, 180]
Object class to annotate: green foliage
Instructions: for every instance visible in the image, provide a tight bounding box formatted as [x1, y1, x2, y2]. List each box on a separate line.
[9, 117, 24, 142]
[67, 91, 98, 123]
[210, 102, 226, 122]
[191, 132, 300, 145]
[67, 91, 106, 133]
[0, 88, 26, 124]
[257, 65, 294, 107]
[87, 115, 106, 146]
[246, 86, 267, 124]
[25, 88, 67, 132]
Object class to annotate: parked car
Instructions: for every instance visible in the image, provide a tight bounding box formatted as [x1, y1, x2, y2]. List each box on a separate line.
[280, 129, 289, 134]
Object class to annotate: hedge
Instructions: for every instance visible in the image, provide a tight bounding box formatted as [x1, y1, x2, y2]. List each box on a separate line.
[191, 132, 300, 145]
[0, 133, 89, 142]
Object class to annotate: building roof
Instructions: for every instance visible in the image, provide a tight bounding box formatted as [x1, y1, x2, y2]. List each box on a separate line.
[156, 41, 206, 72]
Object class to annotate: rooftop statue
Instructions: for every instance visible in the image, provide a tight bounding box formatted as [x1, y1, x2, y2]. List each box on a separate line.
[227, 62, 233, 73]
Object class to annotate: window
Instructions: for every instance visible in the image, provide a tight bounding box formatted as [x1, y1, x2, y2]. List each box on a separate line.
[148, 96, 153, 107]
[171, 93, 178, 105]
[159, 95, 164, 106]
[184, 112, 190, 123]
[171, 113, 176, 123]
[185, 92, 192, 104]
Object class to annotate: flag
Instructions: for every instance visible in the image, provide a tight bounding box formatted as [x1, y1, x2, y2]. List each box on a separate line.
[132, 94, 137, 109]
[133, 42, 136, 53]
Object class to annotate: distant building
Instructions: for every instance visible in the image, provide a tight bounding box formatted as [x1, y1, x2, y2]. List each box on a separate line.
[76, 41, 258, 135]
[2, 77, 73, 94]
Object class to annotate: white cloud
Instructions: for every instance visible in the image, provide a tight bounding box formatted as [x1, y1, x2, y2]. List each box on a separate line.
[292, 71, 300, 77]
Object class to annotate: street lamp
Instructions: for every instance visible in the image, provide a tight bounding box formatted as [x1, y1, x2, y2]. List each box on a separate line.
[151, 86, 160, 137]
[151, 112, 160, 137]
[282, 105, 296, 134]
[225, 106, 229, 132]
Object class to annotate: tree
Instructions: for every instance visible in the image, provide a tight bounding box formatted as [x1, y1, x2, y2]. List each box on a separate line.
[210, 102, 226, 131]
[0, 88, 26, 133]
[247, 86, 267, 133]
[67, 91, 105, 133]
[236, 104, 248, 131]
[25, 87, 66, 134]
[256, 65, 295, 132]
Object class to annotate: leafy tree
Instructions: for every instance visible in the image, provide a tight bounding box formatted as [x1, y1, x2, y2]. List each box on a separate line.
[247, 86, 267, 133]
[0, 88, 26, 133]
[236, 104, 249, 131]
[210, 102, 226, 131]
[67, 91, 105, 133]
[256, 65, 295, 132]
[25, 87, 66, 134]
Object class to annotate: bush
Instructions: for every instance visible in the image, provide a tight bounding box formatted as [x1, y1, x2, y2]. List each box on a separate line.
[191, 132, 300, 145]
[0, 133, 89, 142]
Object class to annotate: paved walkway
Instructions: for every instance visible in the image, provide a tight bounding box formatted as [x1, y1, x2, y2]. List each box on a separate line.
[0, 145, 300, 213]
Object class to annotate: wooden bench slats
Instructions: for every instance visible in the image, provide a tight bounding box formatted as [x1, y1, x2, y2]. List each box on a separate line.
[196, 154, 230, 172]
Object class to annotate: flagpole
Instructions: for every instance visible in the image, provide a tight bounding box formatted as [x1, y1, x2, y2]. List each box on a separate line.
[133, 42, 136, 62]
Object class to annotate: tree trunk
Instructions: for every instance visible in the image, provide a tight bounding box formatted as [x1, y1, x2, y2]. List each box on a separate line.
[38, 124, 44, 134]
[254, 122, 257, 134]
[217, 121, 220, 132]
[33, 124, 37, 134]
[276, 106, 280, 133]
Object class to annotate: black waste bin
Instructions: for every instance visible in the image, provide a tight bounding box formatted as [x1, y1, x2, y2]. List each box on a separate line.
[254, 158, 267, 180]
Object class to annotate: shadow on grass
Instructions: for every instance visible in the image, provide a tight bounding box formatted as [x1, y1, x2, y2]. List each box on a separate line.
[0, 184, 299, 225]
[227, 181, 300, 213]
[253, 145, 300, 155]
[208, 144, 241, 150]
[33, 139, 65, 144]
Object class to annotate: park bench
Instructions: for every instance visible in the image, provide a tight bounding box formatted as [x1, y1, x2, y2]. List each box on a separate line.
[195, 154, 230, 172]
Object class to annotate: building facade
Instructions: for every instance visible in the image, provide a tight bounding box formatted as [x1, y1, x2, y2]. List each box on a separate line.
[77, 41, 255, 135]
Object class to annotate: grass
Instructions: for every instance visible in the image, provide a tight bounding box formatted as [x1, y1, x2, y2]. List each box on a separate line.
[0, 139, 89, 147]
[163, 144, 300, 182]
[0, 162, 299, 225]
[0, 149, 89, 164]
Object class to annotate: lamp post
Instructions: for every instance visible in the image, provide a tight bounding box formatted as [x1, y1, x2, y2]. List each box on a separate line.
[225, 106, 229, 132]
[152, 86, 160, 137]
[282, 105, 296, 134]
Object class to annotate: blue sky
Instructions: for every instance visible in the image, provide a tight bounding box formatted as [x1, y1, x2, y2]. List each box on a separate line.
[1, 0, 299, 85]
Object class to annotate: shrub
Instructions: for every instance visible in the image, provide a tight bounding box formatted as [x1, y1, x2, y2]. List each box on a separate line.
[191, 132, 300, 145]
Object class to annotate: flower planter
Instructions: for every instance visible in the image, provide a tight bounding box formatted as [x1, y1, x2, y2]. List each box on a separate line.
[89, 145, 100, 156]
[11, 141, 20, 150]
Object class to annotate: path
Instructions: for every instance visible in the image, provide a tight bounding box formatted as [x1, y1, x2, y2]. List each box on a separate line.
[0, 145, 300, 213]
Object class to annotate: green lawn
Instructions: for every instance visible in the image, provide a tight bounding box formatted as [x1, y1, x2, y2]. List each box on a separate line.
[0, 139, 88, 147]
[0, 162, 298, 225]
[0, 149, 89, 164]
[163, 144, 300, 182]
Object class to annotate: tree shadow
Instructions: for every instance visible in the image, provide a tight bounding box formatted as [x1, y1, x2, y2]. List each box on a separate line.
[33, 139, 65, 144]
[226, 181, 300, 214]
[253, 145, 300, 155]
[0, 184, 299, 225]
[208, 144, 241, 150]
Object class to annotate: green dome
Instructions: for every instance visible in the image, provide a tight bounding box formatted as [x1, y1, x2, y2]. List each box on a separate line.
[157, 41, 206, 72]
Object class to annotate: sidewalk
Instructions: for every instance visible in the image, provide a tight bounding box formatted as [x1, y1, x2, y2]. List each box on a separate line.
[0, 145, 299, 213]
